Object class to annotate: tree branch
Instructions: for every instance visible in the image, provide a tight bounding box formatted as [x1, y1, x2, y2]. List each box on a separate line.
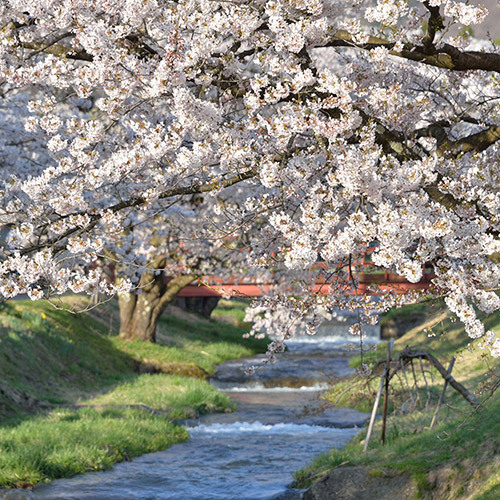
[109, 167, 258, 213]
[19, 34, 93, 61]
[422, 1, 444, 51]
[18, 168, 258, 257]
[323, 30, 500, 74]
[440, 124, 500, 154]
[157, 274, 197, 311]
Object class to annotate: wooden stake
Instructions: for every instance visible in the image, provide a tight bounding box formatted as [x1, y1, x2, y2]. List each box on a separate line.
[410, 359, 421, 407]
[364, 339, 393, 452]
[381, 338, 394, 444]
[363, 370, 385, 453]
[400, 358, 416, 409]
[430, 356, 455, 429]
[419, 357, 431, 409]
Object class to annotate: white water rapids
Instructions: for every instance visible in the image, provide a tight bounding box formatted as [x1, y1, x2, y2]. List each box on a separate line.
[32, 323, 377, 499]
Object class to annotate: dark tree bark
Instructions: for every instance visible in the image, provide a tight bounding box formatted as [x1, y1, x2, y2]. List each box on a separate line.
[118, 262, 195, 342]
[175, 296, 220, 319]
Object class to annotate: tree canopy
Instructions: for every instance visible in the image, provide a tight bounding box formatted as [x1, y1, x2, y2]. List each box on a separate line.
[0, 0, 499, 354]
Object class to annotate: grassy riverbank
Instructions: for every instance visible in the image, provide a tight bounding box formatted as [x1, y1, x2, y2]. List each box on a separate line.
[0, 298, 265, 489]
[295, 303, 500, 499]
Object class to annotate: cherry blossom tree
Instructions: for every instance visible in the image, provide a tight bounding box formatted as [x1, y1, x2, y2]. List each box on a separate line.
[0, 0, 499, 352]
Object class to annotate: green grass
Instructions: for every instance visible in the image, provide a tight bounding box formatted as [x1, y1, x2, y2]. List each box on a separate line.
[0, 302, 132, 417]
[211, 298, 252, 326]
[89, 374, 232, 418]
[0, 407, 187, 488]
[295, 304, 500, 498]
[0, 297, 267, 488]
[295, 393, 500, 496]
[378, 299, 444, 329]
[116, 312, 263, 375]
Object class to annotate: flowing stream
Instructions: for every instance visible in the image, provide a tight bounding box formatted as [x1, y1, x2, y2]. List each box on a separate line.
[33, 323, 376, 500]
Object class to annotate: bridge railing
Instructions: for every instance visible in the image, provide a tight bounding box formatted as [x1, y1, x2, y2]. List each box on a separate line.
[177, 248, 436, 298]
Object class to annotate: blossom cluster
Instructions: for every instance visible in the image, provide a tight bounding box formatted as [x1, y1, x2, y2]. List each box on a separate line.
[0, 0, 499, 357]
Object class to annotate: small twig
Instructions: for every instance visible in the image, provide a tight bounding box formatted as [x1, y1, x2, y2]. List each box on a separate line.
[332, 380, 364, 406]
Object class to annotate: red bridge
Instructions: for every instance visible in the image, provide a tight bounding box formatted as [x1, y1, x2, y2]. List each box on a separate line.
[178, 253, 435, 298]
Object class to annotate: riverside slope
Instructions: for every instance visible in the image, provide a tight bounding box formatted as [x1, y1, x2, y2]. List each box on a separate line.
[32, 340, 370, 499]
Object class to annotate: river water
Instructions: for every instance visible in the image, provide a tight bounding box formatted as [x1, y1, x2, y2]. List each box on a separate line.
[33, 330, 374, 500]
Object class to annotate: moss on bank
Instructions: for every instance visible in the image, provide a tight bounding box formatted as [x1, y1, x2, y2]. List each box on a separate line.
[295, 304, 500, 499]
[0, 297, 265, 488]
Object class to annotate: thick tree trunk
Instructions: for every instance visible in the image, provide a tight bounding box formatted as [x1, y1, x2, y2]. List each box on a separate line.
[118, 271, 195, 342]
